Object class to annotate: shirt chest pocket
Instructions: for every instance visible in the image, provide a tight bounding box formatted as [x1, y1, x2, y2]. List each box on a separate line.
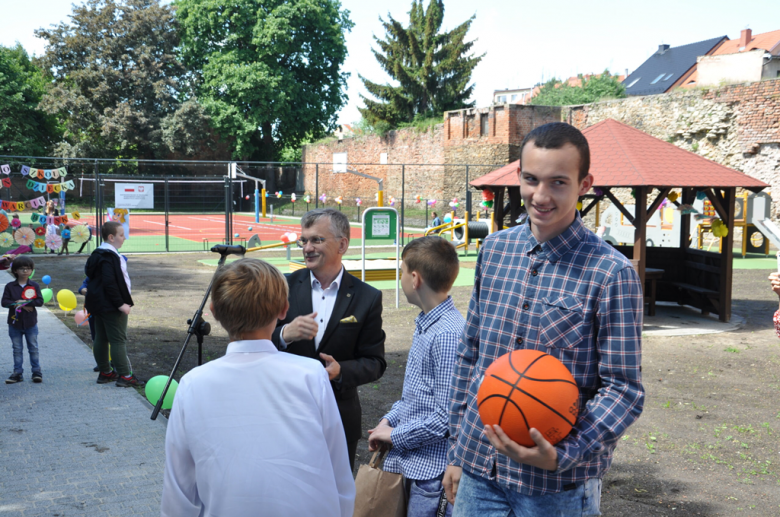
[539, 295, 585, 349]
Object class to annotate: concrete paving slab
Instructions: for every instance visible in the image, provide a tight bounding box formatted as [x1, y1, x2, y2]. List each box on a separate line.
[642, 301, 745, 337]
[0, 271, 166, 517]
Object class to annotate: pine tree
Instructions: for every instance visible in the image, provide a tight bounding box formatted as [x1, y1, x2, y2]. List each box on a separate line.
[359, 0, 483, 127]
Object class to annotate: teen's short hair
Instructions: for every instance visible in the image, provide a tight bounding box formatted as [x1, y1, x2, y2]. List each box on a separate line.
[11, 255, 34, 279]
[402, 236, 459, 293]
[301, 208, 350, 240]
[520, 122, 590, 181]
[101, 221, 123, 240]
[211, 259, 288, 339]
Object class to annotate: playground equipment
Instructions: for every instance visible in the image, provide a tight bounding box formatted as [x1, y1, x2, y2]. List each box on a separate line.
[598, 190, 775, 256]
[229, 163, 267, 221]
[424, 210, 495, 256]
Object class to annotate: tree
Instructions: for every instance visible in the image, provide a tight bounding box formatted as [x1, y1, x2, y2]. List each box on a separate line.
[0, 44, 60, 156]
[359, 0, 483, 127]
[36, 0, 212, 159]
[175, 0, 354, 161]
[529, 71, 627, 106]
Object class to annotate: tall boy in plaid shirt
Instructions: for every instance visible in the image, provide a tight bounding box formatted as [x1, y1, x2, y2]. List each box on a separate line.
[444, 122, 645, 515]
[369, 237, 464, 517]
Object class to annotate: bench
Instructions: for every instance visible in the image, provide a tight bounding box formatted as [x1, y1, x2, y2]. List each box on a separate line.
[666, 260, 720, 316]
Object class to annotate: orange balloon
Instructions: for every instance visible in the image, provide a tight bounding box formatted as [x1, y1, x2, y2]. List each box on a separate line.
[477, 349, 579, 447]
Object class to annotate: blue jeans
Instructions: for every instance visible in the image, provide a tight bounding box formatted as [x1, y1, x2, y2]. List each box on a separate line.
[9, 325, 41, 375]
[453, 469, 602, 517]
[406, 475, 453, 517]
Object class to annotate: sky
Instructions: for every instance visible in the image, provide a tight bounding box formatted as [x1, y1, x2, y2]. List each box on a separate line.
[2, 0, 778, 126]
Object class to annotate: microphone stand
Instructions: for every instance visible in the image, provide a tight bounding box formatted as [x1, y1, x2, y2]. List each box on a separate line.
[151, 245, 245, 420]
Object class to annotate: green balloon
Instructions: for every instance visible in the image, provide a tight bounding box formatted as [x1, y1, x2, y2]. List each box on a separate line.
[41, 288, 53, 304]
[29, 269, 34, 279]
[144, 375, 178, 409]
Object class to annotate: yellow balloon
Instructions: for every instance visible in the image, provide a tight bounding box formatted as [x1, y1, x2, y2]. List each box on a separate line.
[57, 289, 78, 312]
[667, 192, 679, 202]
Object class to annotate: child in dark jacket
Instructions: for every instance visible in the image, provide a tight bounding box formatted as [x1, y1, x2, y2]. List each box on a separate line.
[84, 221, 144, 388]
[2, 256, 44, 383]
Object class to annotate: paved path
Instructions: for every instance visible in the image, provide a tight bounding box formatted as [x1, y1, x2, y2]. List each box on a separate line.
[0, 271, 166, 516]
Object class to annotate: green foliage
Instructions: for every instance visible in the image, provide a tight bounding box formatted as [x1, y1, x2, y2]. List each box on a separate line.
[530, 70, 627, 107]
[176, 0, 354, 161]
[0, 44, 60, 156]
[36, 0, 213, 159]
[397, 114, 443, 133]
[359, 0, 483, 127]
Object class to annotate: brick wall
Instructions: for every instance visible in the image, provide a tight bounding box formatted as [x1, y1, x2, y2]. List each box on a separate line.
[302, 104, 561, 204]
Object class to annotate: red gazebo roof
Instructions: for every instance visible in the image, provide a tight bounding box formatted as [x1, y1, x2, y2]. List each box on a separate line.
[470, 119, 768, 190]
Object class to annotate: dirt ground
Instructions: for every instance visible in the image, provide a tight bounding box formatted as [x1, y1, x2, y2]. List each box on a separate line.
[36, 248, 780, 516]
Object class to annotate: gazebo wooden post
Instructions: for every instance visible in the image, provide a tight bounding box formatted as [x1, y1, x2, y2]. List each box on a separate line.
[493, 187, 505, 233]
[720, 188, 735, 322]
[633, 186, 648, 285]
[679, 188, 694, 249]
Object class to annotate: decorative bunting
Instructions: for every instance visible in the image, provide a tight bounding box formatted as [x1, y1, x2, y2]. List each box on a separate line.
[61, 215, 69, 224]
[26, 179, 76, 193]
[0, 164, 9, 175]
[20, 165, 29, 176]
[31, 213, 39, 223]
[0, 196, 46, 213]
[71, 211, 80, 220]
[2, 177, 11, 188]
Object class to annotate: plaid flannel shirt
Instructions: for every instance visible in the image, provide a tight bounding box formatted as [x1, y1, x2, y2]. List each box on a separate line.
[448, 214, 644, 496]
[384, 297, 465, 480]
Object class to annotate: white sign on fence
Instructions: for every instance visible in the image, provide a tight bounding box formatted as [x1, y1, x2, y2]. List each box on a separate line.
[333, 152, 347, 173]
[372, 213, 390, 237]
[115, 183, 154, 209]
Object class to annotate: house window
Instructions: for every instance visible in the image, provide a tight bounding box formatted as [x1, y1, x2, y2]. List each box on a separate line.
[627, 78, 640, 88]
[511, 94, 517, 101]
[664, 73, 674, 81]
[497, 95, 506, 103]
[650, 73, 666, 84]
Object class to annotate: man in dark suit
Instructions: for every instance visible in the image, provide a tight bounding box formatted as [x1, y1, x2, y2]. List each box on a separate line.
[272, 208, 386, 469]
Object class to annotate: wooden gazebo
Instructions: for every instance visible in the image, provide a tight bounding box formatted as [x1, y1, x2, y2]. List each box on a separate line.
[471, 119, 768, 322]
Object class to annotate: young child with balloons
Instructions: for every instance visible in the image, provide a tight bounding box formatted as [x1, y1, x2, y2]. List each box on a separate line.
[2, 256, 44, 384]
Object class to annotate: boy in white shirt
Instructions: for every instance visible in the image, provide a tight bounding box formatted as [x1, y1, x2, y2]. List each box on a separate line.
[161, 258, 355, 517]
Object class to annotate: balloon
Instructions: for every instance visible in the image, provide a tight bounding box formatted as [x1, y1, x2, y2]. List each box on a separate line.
[42, 275, 51, 285]
[247, 226, 253, 231]
[245, 195, 250, 200]
[74, 309, 88, 326]
[443, 214, 452, 223]
[56, 289, 78, 312]
[41, 288, 53, 304]
[145, 375, 179, 409]
[29, 269, 34, 279]
[234, 233, 239, 238]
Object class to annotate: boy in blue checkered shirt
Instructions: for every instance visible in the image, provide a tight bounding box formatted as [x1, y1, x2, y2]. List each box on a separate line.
[368, 236, 464, 517]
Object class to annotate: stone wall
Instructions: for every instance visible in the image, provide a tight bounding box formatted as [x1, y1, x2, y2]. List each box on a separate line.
[563, 79, 780, 215]
[302, 104, 561, 204]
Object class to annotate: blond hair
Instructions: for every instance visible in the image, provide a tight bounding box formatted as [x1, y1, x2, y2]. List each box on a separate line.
[211, 259, 288, 339]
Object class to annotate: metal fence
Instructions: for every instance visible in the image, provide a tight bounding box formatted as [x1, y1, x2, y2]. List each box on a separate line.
[0, 155, 504, 253]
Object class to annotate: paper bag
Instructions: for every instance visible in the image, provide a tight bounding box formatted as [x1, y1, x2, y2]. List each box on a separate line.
[353, 450, 406, 517]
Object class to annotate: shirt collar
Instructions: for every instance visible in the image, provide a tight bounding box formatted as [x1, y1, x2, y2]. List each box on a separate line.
[310, 266, 344, 291]
[522, 212, 586, 263]
[415, 296, 456, 333]
[98, 242, 121, 257]
[226, 339, 277, 354]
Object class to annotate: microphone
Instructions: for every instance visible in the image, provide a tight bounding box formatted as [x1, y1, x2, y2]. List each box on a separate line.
[210, 244, 246, 256]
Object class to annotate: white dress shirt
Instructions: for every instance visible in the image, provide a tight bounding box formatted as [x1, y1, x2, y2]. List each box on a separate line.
[161, 339, 355, 517]
[281, 267, 344, 350]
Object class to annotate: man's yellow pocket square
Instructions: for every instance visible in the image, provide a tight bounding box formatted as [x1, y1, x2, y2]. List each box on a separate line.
[340, 315, 358, 323]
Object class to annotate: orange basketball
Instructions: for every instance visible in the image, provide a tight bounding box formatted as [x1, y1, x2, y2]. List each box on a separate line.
[477, 349, 579, 447]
